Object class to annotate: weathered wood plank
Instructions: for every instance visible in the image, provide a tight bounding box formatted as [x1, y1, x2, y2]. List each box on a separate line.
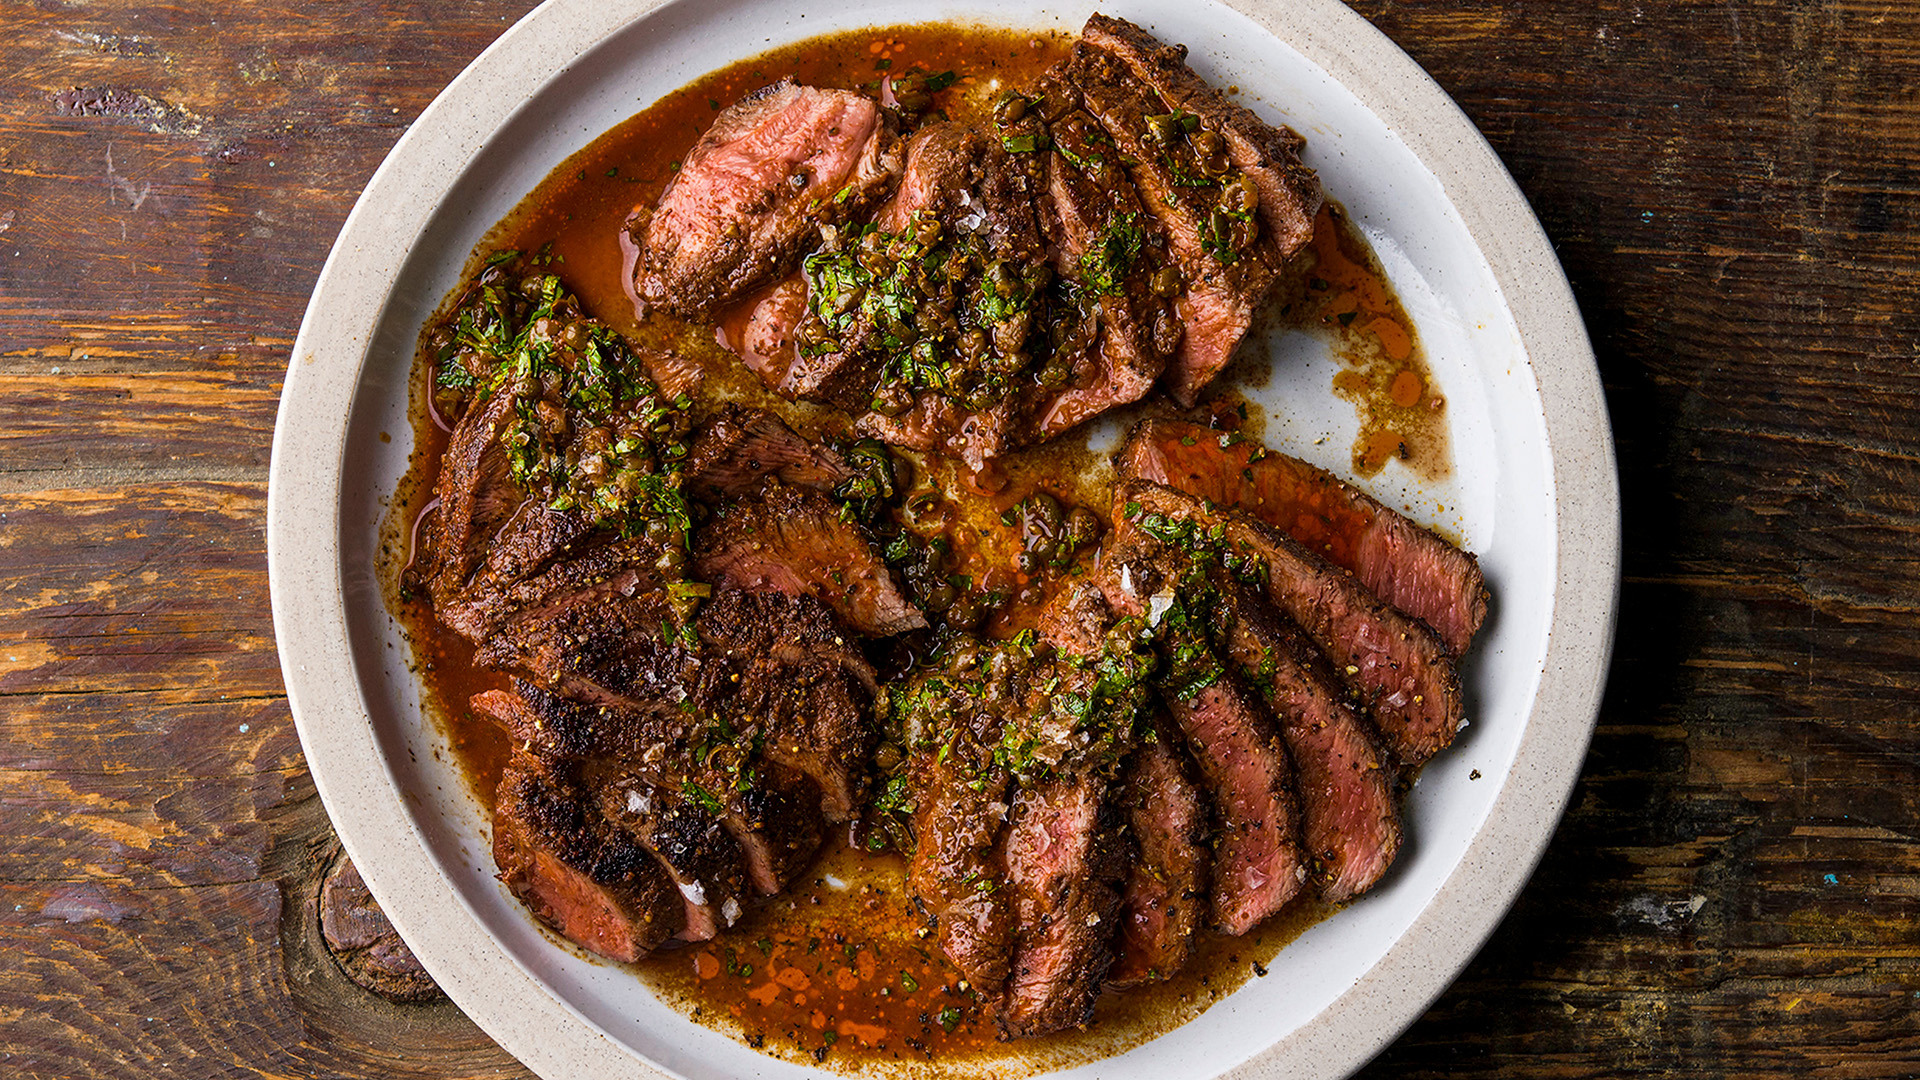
[2, 0, 1919, 1076]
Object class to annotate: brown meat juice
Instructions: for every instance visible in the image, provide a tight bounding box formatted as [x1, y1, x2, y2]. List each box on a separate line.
[384, 22, 1443, 1075]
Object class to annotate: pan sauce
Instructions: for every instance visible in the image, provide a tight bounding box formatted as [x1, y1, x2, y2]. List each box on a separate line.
[386, 21, 1445, 1074]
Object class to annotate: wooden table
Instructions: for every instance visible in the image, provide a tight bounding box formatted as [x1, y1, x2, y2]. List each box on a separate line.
[4, 1, 1916, 1076]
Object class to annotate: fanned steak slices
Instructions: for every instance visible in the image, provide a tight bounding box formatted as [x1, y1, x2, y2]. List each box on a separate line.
[475, 589, 877, 823]
[631, 79, 903, 319]
[683, 405, 856, 501]
[1214, 583, 1401, 903]
[1107, 721, 1211, 989]
[493, 752, 685, 963]
[1158, 667, 1308, 934]
[998, 772, 1129, 1038]
[1064, 42, 1275, 408]
[476, 688, 826, 898]
[906, 727, 1017, 993]
[1119, 479, 1464, 765]
[1028, 67, 1179, 437]
[694, 482, 926, 637]
[1122, 418, 1489, 654]
[783, 122, 987, 409]
[1099, 518, 1311, 932]
[594, 772, 751, 941]
[1082, 14, 1322, 266]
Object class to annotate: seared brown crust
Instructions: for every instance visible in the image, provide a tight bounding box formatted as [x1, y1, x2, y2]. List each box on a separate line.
[695, 483, 926, 637]
[491, 752, 685, 963]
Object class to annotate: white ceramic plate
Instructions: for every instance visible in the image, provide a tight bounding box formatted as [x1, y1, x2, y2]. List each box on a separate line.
[267, 1, 1618, 1077]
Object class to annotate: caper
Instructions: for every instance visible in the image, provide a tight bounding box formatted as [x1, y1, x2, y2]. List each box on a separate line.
[986, 261, 1017, 299]
[874, 743, 904, 772]
[1025, 492, 1065, 539]
[520, 275, 547, 299]
[1064, 507, 1102, 548]
[1151, 265, 1183, 297]
[915, 218, 942, 246]
[1203, 151, 1232, 178]
[958, 329, 988, 361]
[1145, 112, 1181, 145]
[870, 384, 914, 417]
[1191, 130, 1223, 160]
[1226, 173, 1260, 214]
[995, 93, 1027, 125]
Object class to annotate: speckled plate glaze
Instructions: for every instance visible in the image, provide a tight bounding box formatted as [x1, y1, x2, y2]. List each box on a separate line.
[267, 1, 1618, 1077]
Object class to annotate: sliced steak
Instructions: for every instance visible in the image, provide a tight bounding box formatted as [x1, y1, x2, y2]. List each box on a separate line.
[1082, 14, 1322, 266]
[631, 80, 902, 319]
[1214, 583, 1401, 903]
[1155, 665, 1307, 933]
[905, 700, 1017, 993]
[998, 771, 1128, 1038]
[694, 482, 925, 636]
[418, 389, 524, 609]
[1106, 720, 1211, 988]
[1028, 67, 1179, 436]
[783, 122, 986, 409]
[1065, 42, 1277, 406]
[1122, 418, 1488, 654]
[476, 687, 827, 896]
[695, 588, 878, 819]
[595, 773, 750, 942]
[1102, 513, 1310, 933]
[1118, 479, 1464, 765]
[683, 404, 855, 501]
[492, 752, 685, 962]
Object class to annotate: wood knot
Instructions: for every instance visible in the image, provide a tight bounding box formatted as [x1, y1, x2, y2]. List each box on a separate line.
[319, 854, 441, 1002]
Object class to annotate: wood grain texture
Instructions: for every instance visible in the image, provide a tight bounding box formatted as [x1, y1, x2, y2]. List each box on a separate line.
[1, 0, 1915, 1076]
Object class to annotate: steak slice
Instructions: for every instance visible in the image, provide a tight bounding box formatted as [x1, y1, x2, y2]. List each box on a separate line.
[1106, 719, 1211, 988]
[1082, 14, 1322, 266]
[696, 589, 878, 820]
[905, 698, 1017, 993]
[1119, 479, 1464, 765]
[1214, 583, 1401, 903]
[694, 482, 925, 636]
[595, 773, 750, 942]
[683, 405, 855, 501]
[1122, 418, 1489, 654]
[998, 771, 1128, 1038]
[1027, 66, 1179, 437]
[492, 752, 685, 962]
[631, 80, 902, 319]
[475, 687, 827, 896]
[1065, 42, 1277, 406]
[1155, 665, 1307, 933]
[417, 389, 525, 610]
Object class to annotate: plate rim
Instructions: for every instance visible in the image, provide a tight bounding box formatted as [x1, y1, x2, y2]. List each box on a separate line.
[266, 1, 1619, 1077]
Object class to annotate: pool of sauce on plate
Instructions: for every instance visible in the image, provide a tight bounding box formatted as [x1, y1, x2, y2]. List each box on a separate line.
[379, 22, 1445, 1075]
